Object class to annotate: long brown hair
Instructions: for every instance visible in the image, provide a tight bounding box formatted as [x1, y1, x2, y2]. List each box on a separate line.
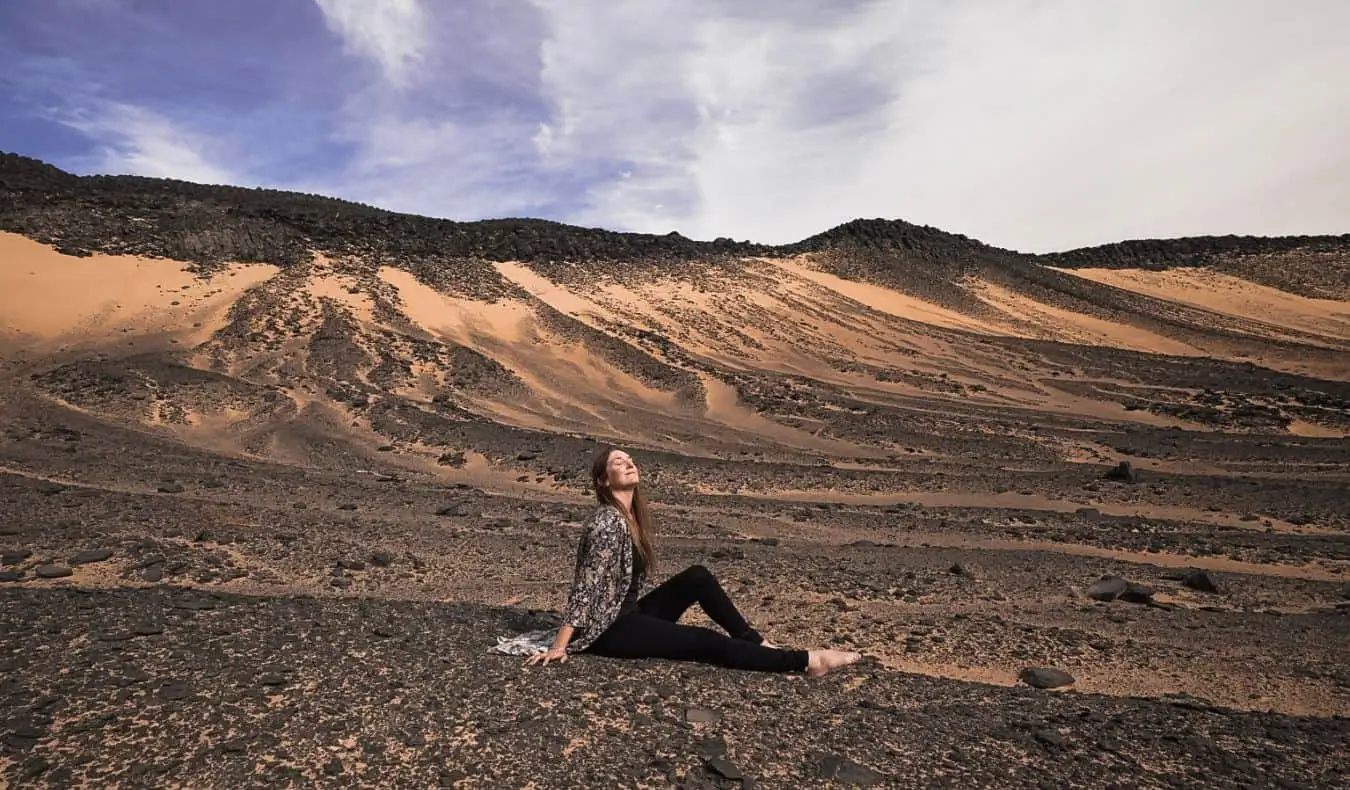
[591, 445, 656, 571]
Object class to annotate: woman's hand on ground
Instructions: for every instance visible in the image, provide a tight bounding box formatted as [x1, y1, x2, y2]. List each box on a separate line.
[525, 647, 568, 666]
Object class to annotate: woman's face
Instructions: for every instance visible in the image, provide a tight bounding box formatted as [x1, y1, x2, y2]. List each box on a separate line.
[604, 450, 640, 490]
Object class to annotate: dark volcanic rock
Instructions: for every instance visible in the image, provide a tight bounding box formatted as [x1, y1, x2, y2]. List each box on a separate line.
[2, 549, 32, 564]
[816, 754, 884, 786]
[158, 681, 192, 701]
[70, 548, 113, 565]
[1119, 582, 1156, 604]
[1087, 576, 1128, 601]
[34, 565, 73, 579]
[705, 756, 743, 781]
[0, 570, 24, 582]
[1102, 461, 1140, 483]
[1019, 668, 1075, 689]
[1182, 569, 1221, 593]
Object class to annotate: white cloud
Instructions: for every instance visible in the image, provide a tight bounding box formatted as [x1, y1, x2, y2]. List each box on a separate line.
[313, 0, 429, 87]
[26, 1, 1347, 253]
[527, 0, 1350, 251]
[57, 102, 242, 185]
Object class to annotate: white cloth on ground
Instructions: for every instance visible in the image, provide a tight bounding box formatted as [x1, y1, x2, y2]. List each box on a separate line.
[489, 627, 561, 656]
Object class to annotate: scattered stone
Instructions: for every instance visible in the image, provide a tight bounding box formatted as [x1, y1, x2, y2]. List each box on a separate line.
[1087, 576, 1128, 602]
[1035, 730, 1066, 748]
[35, 565, 73, 579]
[0, 570, 24, 582]
[20, 757, 50, 780]
[1119, 582, 1156, 604]
[816, 755, 883, 786]
[158, 682, 192, 701]
[37, 484, 67, 496]
[1182, 570, 1220, 594]
[1019, 668, 1075, 689]
[370, 551, 394, 567]
[684, 708, 719, 724]
[133, 623, 165, 636]
[2, 549, 32, 564]
[1102, 462, 1139, 483]
[142, 566, 165, 583]
[695, 737, 727, 758]
[157, 484, 185, 494]
[437, 504, 469, 517]
[337, 504, 358, 511]
[258, 673, 288, 687]
[173, 597, 217, 611]
[705, 756, 743, 781]
[70, 549, 113, 565]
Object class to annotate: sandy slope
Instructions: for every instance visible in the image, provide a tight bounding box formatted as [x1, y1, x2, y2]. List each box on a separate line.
[1060, 266, 1350, 343]
[0, 234, 277, 354]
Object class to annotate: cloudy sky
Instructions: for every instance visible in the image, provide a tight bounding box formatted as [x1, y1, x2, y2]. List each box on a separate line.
[2, 0, 1347, 252]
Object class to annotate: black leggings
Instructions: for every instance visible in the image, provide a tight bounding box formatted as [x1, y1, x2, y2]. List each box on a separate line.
[584, 564, 810, 673]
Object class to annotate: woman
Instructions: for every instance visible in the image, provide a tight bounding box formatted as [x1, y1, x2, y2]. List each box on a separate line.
[526, 446, 861, 676]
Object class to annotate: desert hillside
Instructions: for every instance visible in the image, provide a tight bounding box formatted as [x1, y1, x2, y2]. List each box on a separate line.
[1, 153, 1348, 788]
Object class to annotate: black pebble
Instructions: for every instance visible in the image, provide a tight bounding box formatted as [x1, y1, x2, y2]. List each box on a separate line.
[70, 549, 113, 565]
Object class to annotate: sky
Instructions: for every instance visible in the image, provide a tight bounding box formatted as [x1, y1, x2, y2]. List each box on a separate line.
[1, 0, 1348, 253]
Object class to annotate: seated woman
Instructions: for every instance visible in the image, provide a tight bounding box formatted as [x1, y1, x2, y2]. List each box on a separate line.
[526, 446, 861, 676]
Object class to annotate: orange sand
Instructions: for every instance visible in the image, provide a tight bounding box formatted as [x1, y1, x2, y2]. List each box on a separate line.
[0, 233, 278, 352]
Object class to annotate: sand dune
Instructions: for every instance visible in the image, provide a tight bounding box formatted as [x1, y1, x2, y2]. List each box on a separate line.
[0, 233, 277, 353]
[1059, 265, 1350, 344]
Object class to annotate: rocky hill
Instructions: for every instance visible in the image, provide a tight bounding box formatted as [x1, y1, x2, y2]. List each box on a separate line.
[1, 152, 1348, 788]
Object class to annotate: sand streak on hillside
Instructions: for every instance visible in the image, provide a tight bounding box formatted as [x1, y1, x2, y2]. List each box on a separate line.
[0, 233, 277, 353]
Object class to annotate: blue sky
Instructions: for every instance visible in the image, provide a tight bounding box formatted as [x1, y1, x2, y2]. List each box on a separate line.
[2, 0, 1348, 252]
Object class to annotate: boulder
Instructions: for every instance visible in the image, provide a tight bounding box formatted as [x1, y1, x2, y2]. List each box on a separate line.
[1087, 576, 1128, 601]
[1102, 462, 1139, 483]
[1020, 667, 1075, 689]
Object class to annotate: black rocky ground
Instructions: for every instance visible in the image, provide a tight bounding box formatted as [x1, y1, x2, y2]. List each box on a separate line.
[2, 407, 1349, 788]
[4, 585, 1348, 790]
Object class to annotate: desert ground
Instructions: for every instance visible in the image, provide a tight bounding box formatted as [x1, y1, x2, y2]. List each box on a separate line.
[1, 156, 1348, 788]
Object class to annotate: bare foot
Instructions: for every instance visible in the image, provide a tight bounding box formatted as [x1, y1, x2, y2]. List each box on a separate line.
[806, 649, 862, 677]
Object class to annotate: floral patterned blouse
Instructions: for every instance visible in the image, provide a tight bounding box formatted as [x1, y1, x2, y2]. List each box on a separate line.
[562, 504, 646, 652]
